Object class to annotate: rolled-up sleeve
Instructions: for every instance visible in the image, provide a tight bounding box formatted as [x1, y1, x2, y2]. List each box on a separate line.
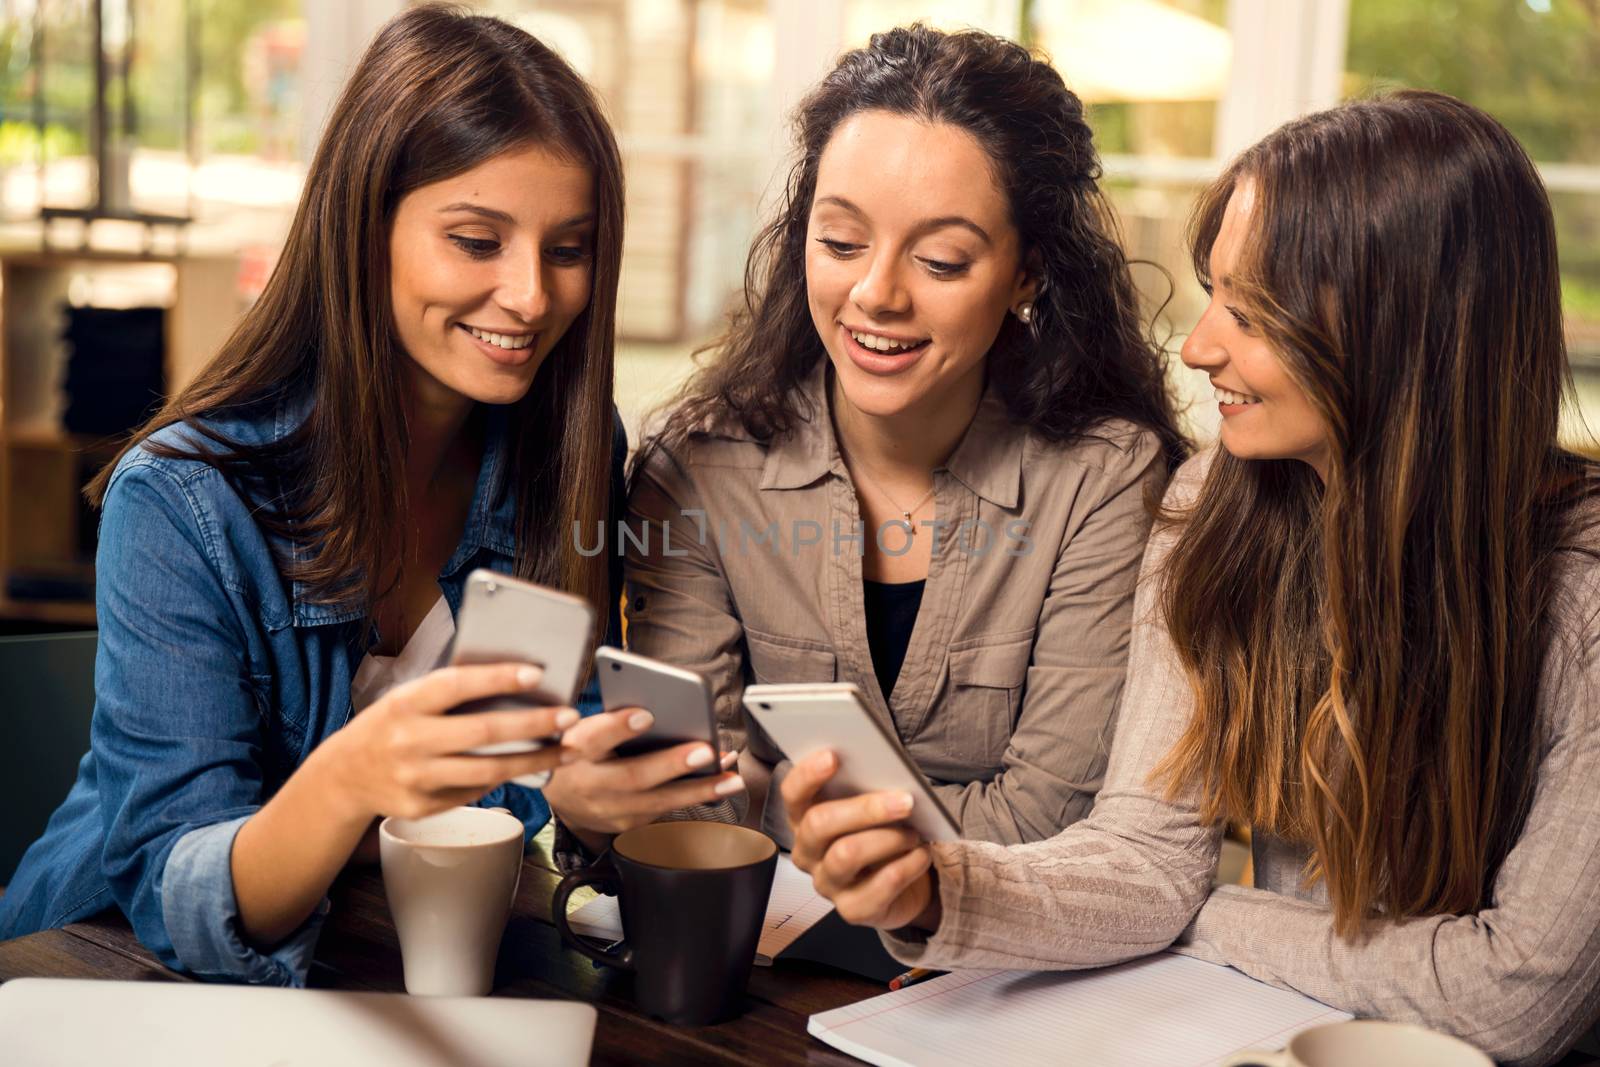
[161, 816, 328, 985]
[93, 460, 320, 985]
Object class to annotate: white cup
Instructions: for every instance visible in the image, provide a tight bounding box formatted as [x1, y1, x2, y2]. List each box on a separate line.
[1223, 1020, 1493, 1067]
[379, 806, 525, 996]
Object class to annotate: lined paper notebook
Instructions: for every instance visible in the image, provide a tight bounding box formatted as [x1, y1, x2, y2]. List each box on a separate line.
[565, 853, 834, 965]
[809, 952, 1351, 1067]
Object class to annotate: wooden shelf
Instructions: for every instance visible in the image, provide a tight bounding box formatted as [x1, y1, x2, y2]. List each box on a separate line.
[0, 595, 95, 627]
[0, 250, 240, 632]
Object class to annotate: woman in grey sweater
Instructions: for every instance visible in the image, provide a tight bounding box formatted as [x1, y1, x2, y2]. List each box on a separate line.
[780, 91, 1600, 1066]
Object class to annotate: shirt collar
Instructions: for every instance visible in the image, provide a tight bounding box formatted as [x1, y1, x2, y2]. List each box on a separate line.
[758, 359, 1025, 509]
[758, 359, 835, 491]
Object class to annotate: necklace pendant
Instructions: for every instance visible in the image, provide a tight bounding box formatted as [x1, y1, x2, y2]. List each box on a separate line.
[902, 511, 913, 528]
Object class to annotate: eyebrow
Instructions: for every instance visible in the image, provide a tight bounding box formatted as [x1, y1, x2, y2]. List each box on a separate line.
[814, 195, 992, 246]
[438, 203, 596, 229]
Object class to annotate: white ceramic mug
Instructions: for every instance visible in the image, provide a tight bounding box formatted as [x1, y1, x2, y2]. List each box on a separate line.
[1223, 1020, 1493, 1067]
[379, 806, 525, 996]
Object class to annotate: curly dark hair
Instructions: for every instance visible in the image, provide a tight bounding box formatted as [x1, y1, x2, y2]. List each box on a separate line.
[657, 23, 1186, 471]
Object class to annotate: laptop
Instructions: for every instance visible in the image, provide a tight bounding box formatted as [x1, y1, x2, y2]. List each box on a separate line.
[0, 978, 596, 1067]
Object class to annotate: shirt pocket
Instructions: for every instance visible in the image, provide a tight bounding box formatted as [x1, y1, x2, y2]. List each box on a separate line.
[742, 628, 837, 763]
[744, 628, 837, 685]
[944, 633, 1033, 770]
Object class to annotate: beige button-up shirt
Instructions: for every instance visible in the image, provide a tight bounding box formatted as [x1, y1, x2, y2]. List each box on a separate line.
[623, 362, 1168, 845]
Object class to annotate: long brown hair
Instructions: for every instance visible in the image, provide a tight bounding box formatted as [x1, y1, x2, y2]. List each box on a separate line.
[88, 4, 624, 618]
[1154, 91, 1598, 935]
[657, 24, 1185, 469]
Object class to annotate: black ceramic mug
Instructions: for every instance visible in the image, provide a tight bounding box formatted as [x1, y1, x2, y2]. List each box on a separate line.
[553, 821, 778, 1025]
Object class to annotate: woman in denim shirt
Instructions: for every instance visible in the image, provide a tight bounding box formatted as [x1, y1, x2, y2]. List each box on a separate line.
[0, 7, 651, 986]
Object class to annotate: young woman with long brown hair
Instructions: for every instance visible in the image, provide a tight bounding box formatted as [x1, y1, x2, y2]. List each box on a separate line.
[537, 24, 1187, 860]
[781, 91, 1600, 1063]
[0, 6, 694, 986]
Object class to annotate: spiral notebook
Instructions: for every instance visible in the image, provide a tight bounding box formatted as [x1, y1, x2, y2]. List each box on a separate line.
[808, 952, 1351, 1067]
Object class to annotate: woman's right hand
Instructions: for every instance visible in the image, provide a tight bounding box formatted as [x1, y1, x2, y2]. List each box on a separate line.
[310, 662, 578, 824]
[543, 708, 745, 853]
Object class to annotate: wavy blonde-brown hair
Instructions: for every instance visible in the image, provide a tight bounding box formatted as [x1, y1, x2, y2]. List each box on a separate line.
[1154, 91, 1597, 936]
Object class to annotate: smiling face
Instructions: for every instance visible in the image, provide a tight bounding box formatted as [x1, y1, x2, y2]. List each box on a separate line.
[805, 110, 1036, 428]
[1181, 181, 1332, 477]
[388, 141, 595, 411]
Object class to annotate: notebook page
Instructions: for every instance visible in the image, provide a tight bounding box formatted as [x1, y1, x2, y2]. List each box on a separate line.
[808, 953, 1351, 1067]
[564, 853, 834, 965]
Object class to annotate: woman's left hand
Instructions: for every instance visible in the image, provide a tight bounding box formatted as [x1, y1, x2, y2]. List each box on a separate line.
[782, 750, 942, 932]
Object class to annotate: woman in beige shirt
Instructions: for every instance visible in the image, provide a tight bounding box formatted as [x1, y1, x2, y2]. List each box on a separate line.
[539, 25, 1186, 854]
[782, 91, 1600, 1065]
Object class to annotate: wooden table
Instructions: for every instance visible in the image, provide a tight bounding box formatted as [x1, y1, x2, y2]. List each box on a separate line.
[0, 838, 879, 1065]
[12, 851, 1598, 1067]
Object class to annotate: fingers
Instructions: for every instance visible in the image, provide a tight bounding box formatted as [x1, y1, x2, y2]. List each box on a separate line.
[832, 847, 934, 929]
[794, 790, 913, 868]
[637, 770, 747, 813]
[388, 663, 545, 717]
[779, 749, 838, 820]
[818, 825, 924, 888]
[431, 706, 579, 756]
[427, 748, 574, 791]
[561, 710, 722, 790]
[559, 707, 653, 761]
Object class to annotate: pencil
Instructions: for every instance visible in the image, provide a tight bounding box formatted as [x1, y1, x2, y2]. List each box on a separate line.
[887, 967, 940, 991]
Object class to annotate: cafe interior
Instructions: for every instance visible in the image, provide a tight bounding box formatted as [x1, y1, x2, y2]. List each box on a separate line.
[1, 1, 1598, 1064]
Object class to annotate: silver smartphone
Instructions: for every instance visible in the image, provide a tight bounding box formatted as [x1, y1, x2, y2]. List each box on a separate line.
[448, 568, 595, 755]
[595, 648, 720, 777]
[742, 682, 960, 843]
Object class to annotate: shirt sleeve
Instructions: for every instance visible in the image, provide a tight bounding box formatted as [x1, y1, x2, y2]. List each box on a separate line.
[93, 460, 325, 986]
[1171, 583, 1600, 1067]
[928, 431, 1168, 844]
[882, 452, 1221, 970]
[616, 437, 749, 826]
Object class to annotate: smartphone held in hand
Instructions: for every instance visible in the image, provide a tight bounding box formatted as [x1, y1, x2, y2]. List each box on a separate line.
[595, 648, 720, 777]
[447, 569, 595, 755]
[742, 683, 960, 842]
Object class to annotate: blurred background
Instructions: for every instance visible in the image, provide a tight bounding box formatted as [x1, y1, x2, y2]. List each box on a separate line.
[0, 0, 1597, 634]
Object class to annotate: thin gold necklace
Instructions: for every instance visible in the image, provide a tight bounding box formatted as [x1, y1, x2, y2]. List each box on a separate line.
[839, 445, 936, 532]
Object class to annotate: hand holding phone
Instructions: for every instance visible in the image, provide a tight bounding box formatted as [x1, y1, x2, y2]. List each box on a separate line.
[742, 683, 959, 843]
[540, 651, 743, 847]
[595, 649, 721, 777]
[448, 569, 595, 756]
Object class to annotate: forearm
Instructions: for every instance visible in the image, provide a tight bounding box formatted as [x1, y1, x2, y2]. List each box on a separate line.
[931, 768, 1099, 846]
[882, 811, 1217, 971]
[231, 749, 371, 947]
[1176, 885, 1600, 1067]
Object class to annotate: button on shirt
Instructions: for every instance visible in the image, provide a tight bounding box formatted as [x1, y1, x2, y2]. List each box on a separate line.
[0, 393, 625, 986]
[624, 360, 1169, 846]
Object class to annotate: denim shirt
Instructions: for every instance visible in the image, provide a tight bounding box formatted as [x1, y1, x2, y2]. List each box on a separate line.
[0, 392, 625, 986]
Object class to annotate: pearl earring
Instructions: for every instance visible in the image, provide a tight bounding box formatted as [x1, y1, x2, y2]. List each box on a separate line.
[1017, 302, 1034, 325]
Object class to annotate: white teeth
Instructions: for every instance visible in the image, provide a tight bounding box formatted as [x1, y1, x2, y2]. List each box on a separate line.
[1214, 386, 1261, 406]
[849, 329, 925, 353]
[465, 325, 533, 350]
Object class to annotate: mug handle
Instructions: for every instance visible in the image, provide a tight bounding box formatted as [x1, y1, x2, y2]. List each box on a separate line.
[1220, 1051, 1292, 1067]
[552, 861, 634, 972]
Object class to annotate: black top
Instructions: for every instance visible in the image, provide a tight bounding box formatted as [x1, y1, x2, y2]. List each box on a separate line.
[862, 578, 926, 700]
